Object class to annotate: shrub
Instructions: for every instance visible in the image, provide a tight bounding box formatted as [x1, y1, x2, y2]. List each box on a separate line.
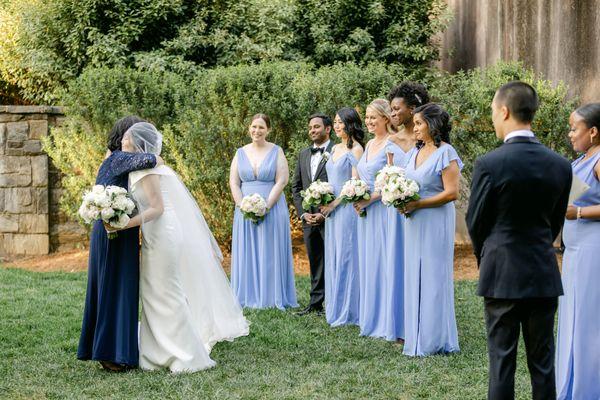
[165, 61, 408, 244]
[42, 67, 187, 230]
[428, 61, 577, 186]
[44, 61, 408, 245]
[44, 61, 576, 247]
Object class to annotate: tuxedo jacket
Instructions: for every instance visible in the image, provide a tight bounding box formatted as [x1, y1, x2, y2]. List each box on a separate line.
[291, 142, 335, 227]
[466, 136, 572, 299]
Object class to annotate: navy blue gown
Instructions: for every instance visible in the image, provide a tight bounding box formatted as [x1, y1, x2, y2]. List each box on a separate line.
[77, 150, 156, 367]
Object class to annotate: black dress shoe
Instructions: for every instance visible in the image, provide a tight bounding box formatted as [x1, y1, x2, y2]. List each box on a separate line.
[294, 305, 323, 316]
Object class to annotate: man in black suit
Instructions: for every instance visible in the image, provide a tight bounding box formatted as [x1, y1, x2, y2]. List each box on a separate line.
[292, 113, 334, 315]
[466, 81, 572, 400]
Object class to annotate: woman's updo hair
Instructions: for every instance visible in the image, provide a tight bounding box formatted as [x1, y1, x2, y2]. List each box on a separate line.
[251, 113, 271, 129]
[107, 115, 146, 151]
[574, 103, 600, 133]
[413, 103, 452, 148]
[336, 107, 365, 149]
[366, 98, 395, 135]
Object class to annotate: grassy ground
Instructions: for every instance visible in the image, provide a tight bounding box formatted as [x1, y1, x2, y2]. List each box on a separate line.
[0, 267, 535, 399]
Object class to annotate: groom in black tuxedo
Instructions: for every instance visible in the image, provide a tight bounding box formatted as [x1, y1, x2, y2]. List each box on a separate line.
[466, 81, 572, 400]
[292, 113, 334, 315]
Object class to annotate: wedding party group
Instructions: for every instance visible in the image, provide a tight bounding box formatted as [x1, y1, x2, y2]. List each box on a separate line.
[76, 79, 599, 400]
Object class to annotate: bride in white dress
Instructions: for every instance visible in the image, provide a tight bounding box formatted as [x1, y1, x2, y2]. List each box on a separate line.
[110, 122, 249, 373]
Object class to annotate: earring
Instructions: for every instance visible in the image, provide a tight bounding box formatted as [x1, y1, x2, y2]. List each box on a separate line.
[591, 135, 594, 145]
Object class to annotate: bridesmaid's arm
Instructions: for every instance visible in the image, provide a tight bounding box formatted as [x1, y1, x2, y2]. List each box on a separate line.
[570, 160, 600, 220]
[266, 148, 289, 209]
[229, 154, 244, 207]
[403, 160, 460, 213]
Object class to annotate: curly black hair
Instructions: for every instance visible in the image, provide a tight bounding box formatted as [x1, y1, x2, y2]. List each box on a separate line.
[336, 107, 365, 149]
[413, 103, 451, 148]
[387, 82, 430, 108]
[107, 115, 146, 151]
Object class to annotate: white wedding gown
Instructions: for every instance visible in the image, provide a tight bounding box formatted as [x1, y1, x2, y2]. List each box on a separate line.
[129, 166, 249, 373]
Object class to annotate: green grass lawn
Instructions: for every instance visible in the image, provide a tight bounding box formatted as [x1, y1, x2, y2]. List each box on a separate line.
[0, 267, 536, 399]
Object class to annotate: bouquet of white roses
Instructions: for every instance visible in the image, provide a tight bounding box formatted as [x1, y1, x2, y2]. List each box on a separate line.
[374, 165, 405, 192]
[239, 193, 268, 224]
[78, 185, 136, 239]
[377, 166, 420, 210]
[300, 180, 335, 211]
[339, 178, 371, 217]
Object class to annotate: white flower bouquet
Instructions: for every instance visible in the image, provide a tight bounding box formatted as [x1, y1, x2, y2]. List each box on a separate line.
[377, 166, 421, 211]
[78, 185, 136, 239]
[239, 193, 268, 224]
[300, 180, 335, 211]
[339, 178, 371, 217]
[374, 165, 406, 192]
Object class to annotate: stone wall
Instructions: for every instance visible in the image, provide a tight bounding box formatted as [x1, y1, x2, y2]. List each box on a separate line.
[439, 0, 600, 103]
[0, 106, 86, 257]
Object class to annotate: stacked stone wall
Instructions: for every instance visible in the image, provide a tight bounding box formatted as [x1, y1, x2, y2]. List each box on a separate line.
[0, 106, 87, 256]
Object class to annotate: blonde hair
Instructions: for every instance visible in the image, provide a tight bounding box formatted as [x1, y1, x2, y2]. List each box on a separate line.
[367, 98, 395, 135]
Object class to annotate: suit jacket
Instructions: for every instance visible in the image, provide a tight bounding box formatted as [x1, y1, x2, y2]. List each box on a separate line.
[291, 141, 335, 227]
[466, 136, 572, 299]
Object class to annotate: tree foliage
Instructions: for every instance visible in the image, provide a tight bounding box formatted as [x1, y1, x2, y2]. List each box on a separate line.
[0, 0, 448, 103]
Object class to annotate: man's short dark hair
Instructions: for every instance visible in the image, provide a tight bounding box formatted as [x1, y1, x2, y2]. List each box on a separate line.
[495, 81, 539, 124]
[308, 113, 332, 128]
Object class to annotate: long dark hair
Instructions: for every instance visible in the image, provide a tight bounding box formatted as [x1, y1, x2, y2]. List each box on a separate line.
[336, 107, 365, 149]
[413, 103, 451, 148]
[107, 115, 146, 151]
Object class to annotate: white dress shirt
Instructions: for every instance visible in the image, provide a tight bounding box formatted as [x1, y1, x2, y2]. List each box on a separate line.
[504, 129, 535, 143]
[310, 140, 330, 181]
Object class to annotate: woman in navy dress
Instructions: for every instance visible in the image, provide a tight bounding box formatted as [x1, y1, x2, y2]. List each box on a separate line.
[229, 114, 297, 309]
[354, 99, 405, 341]
[556, 103, 600, 399]
[401, 103, 461, 356]
[319, 107, 364, 326]
[77, 116, 159, 371]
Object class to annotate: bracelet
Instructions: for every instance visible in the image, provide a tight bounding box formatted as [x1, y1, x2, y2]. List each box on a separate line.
[577, 207, 582, 219]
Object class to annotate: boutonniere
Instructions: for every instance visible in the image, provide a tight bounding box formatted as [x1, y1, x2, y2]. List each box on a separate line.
[321, 151, 330, 162]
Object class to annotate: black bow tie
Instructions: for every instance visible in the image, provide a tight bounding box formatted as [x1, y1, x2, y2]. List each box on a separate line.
[311, 147, 325, 154]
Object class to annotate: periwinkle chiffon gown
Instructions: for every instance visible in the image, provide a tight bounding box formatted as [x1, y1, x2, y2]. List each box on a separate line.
[556, 151, 600, 400]
[324, 148, 360, 326]
[385, 142, 411, 339]
[356, 140, 406, 340]
[231, 145, 298, 309]
[403, 144, 461, 356]
[77, 150, 156, 367]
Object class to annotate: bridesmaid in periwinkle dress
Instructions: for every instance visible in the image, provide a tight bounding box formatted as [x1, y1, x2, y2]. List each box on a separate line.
[319, 108, 364, 326]
[556, 103, 600, 400]
[354, 99, 405, 341]
[229, 114, 298, 310]
[384, 82, 430, 343]
[401, 103, 461, 356]
[77, 116, 159, 371]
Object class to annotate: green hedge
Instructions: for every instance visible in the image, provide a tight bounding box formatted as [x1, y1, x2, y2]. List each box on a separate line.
[43, 61, 576, 247]
[428, 62, 577, 185]
[44, 61, 409, 245]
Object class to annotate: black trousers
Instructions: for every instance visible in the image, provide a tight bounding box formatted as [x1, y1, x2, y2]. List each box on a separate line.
[303, 225, 325, 309]
[484, 297, 558, 400]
